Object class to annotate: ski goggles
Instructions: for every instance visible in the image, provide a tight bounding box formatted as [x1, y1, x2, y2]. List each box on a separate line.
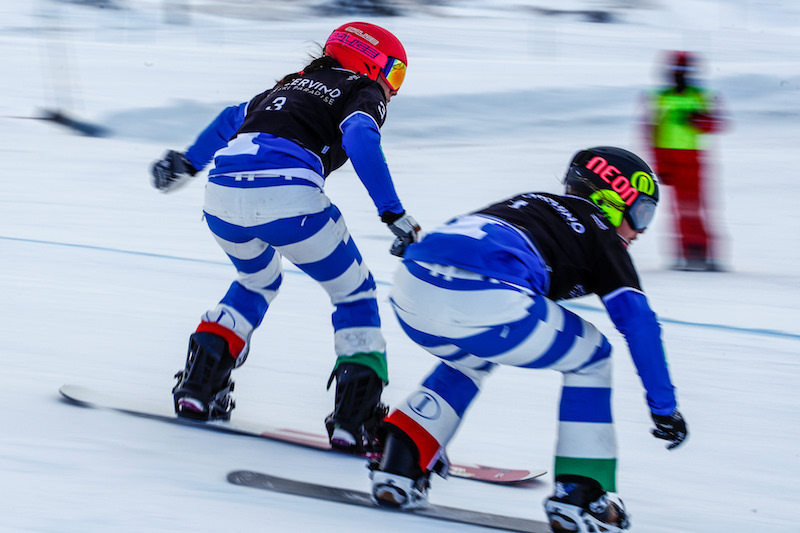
[327, 31, 407, 91]
[381, 56, 407, 91]
[626, 194, 658, 231]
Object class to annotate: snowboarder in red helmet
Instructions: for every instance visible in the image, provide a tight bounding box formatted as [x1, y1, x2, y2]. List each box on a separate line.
[150, 22, 420, 454]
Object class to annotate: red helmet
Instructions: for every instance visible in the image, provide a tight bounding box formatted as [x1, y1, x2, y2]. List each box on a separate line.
[324, 22, 407, 92]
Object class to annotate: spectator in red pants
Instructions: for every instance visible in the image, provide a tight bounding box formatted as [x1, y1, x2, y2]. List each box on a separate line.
[643, 50, 729, 271]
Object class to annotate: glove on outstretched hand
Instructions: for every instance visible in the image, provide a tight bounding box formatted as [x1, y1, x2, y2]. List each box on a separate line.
[151, 150, 198, 193]
[382, 212, 421, 257]
[651, 410, 688, 450]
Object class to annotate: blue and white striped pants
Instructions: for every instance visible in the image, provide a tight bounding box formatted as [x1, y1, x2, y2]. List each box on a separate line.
[198, 176, 386, 363]
[387, 260, 618, 490]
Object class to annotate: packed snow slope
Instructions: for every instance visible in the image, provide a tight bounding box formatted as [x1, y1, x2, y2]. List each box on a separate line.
[1, 1, 798, 532]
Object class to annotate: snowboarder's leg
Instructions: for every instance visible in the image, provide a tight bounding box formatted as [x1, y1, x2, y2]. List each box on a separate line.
[173, 214, 284, 419]
[371, 360, 492, 509]
[270, 204, 388, 451]
[553, 355, 617, 491]
[545, 339, 630, 531]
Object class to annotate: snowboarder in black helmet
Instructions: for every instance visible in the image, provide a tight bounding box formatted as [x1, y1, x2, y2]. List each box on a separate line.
[369, 146, 687, 533]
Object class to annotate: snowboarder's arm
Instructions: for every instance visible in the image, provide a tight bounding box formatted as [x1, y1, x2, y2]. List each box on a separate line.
[184, 102, 248, 171]
[340, 111, 404, 216]
[602, 287, 677, 415]
[340, 112, 420, 255]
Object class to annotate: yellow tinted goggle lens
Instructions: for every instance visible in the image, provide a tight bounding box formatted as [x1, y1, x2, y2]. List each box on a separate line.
[382, 57, 406, 90]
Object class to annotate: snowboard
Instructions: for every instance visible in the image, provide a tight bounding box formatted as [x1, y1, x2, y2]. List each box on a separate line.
[59, 384, 545, 485]
[227, 470, 552, 532]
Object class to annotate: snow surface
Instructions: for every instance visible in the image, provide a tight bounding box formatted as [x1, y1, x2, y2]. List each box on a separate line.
[2, 0, 799, 531]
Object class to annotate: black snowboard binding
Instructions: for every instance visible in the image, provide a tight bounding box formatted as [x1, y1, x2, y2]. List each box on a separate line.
[369, 427, 431, 509]
[324, 362, 387, 454]
[544, 474, 630, 532]
[173, 331, 236, 421]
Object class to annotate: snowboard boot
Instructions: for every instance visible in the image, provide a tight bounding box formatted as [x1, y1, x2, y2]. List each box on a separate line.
[369, 429, 430, 510]
[173, 331, 236, 421]
[544, 475, 629, 533]
[324, 362, 387, 454]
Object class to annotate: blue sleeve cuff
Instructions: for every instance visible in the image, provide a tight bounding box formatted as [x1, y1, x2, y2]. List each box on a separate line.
[603, 288, 677, 413]
[341, 112, 403, 216]
[184, 103, 247, 171]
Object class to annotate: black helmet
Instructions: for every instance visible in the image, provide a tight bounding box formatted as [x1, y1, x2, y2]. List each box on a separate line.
[564, 146, 659, 231]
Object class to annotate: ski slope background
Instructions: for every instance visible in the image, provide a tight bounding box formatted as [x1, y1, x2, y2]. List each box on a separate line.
[2, 0, 799, 531]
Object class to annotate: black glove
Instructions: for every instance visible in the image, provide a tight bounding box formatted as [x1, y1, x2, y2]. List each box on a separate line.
[150, 150, 198, 192]
[651, 410, 688, 450]
[382, 211, 421, 257]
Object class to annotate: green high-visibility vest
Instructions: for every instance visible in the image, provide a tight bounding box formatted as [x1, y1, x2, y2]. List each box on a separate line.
[652, 87, 712, 150]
